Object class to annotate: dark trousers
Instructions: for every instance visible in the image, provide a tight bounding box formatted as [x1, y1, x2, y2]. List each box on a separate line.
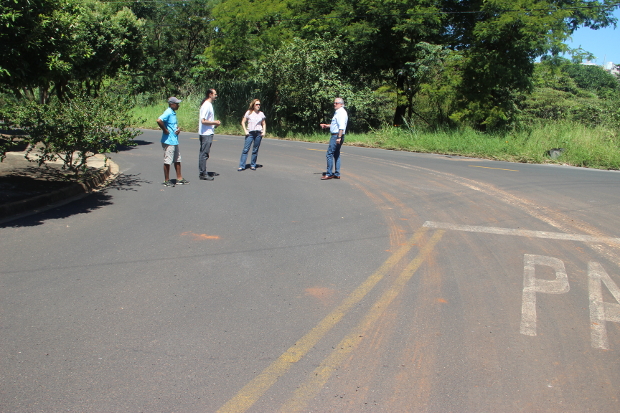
[198, 134, 213, 176]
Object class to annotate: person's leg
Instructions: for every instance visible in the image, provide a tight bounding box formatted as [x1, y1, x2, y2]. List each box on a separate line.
[163, 143, 172, 182]
[333, 135, 344, 177]
[250, 131, 263, 168]
[172, 145, 183, 180]
[239, 134, 253, 169]
[163, 164, 170, 181]
[198, 135, 206, 176]
[198, 134, 213, 176]
[325, 134, 338, 176]
[174, 162, 182, 179]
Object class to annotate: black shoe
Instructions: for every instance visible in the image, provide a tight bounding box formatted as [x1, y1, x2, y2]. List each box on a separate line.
[200, 175, 214, 181]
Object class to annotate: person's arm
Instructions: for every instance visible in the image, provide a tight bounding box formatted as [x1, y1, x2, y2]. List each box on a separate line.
[335, 111, 346, 142]
[319, 123, 330, 129]
[261, 119, 266, 136]
[201, 105, 221, 126]
[241, 114, 248, 135]
[157, 118, 169, 135]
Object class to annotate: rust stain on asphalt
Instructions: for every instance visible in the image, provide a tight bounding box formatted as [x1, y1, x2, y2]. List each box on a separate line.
[305, 287, 336, 306]
[181, 231, 220, 240]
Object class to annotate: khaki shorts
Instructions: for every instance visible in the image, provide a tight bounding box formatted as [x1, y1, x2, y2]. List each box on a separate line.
[162, 143, 181, 164]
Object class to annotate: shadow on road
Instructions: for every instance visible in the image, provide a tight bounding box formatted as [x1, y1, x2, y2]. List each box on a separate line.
[113, 139, 154, 152]
[106, 173, 151, 192]
[0, 173, 151, 228]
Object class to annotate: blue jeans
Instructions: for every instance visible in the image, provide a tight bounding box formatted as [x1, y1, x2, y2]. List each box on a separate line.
[326, 133, 344, 177]
[198, 134, 213, 176]
[239, 131, 263, 169]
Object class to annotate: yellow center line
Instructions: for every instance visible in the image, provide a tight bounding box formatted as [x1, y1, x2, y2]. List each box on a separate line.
[468, 165, 519, 172]
[216, 227, 429, 413]
[280, 229, 445, 412]
[306, 148, 325, 151]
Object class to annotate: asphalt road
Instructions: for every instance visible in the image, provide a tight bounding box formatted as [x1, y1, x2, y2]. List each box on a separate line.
[1, 129, 619, 412]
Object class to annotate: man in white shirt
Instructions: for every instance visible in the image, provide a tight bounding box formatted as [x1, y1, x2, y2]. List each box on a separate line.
[198, 89, 221, 180]
[320, 97, 348, 180]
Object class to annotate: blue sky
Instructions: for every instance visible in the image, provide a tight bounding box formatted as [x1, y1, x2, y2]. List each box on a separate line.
[563, 7, 620, 65]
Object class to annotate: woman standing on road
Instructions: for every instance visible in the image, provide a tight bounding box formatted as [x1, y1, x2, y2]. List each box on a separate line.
[238, 99, 266, 171]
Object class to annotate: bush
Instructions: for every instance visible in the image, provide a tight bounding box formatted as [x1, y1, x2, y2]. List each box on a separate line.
[2, 92, 141, 176]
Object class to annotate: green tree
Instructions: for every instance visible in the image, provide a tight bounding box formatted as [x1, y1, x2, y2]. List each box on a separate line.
[206, 0, 618, 129]
[205, 0, 291, 79]
[257, 37, 381, 133]
[563, 63, 620, 96]
[0, 0, 143, 102]
[520, 56, 620, 129]
[206, 0, 445, 125]
[444, 0, 619, 129]
[2, 92, 140, 175]
[128, 0, 216, 96]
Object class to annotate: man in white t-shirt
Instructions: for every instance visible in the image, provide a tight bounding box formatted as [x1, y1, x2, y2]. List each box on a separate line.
[198, 89, 221, 180]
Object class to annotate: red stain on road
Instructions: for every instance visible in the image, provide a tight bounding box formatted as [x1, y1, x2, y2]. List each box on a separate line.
[305, 287, 336, 306]
[181, 231, 220, 240]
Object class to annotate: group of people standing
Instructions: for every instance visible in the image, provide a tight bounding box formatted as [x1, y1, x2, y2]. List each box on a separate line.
[156, 89, 348, 186]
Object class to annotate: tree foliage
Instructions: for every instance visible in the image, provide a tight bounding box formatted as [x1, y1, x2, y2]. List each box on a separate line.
[127, 0, 216, 96]
[520, 57, 620, 129]
[204, 0, 619, 129]
[0, 0, 143, 102]
[256, 37, 384, 133]
[2, 0, 618, 135]
[1, 92, 140, 175]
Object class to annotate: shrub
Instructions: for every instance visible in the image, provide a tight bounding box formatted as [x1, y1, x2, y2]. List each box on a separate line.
[2, 92, 141, 176]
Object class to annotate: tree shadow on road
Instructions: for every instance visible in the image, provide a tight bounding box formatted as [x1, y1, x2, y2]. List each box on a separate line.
[114, 139, 153, 152]
[0, 173, 151, 228]
[106, 173, 151, 191]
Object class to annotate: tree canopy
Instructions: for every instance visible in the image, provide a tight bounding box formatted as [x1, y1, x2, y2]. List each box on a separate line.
[1, 0, 143, 102]
[202, 0, 619, 128]
[1, 0, 618, 130]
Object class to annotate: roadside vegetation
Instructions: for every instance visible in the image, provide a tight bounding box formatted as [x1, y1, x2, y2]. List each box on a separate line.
[2, 0, 619, 172]
[135, 104, 620, 170]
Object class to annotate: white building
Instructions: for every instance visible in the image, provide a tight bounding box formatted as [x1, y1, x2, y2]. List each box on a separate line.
[603, 61, 619, 75]
[582, 60, 619, 75]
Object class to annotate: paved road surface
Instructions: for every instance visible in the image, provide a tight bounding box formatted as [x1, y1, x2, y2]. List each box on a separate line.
[1, 129, 619, 412]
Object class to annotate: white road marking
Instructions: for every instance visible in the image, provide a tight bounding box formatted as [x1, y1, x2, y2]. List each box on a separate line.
[422, 223, 620, 348]
[423, 221, 620, 245]
[588, 262, 620, 350]
[520, 255, 570, 336]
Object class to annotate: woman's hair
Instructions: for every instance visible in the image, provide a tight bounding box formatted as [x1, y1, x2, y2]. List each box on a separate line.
[247, 99, 261, 112]
[201, 89, 216, 106]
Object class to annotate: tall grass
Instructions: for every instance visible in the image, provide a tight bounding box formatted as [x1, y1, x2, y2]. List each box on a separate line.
[132, 95, 242, 135]
[132, 103, 620, 170]
[276, 122, 620, 169]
